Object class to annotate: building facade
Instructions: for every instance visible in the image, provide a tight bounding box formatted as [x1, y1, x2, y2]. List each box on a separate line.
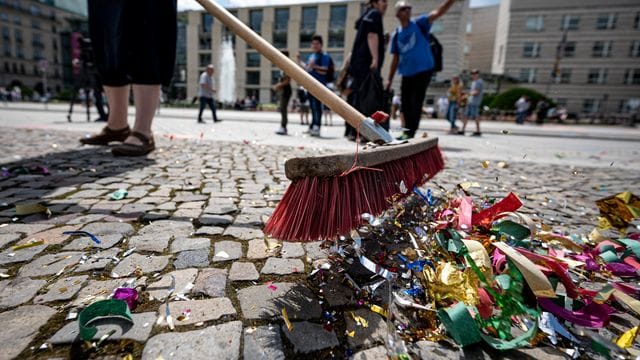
[465, 4, 498, 74]
[492, 0, 640, 114]
[185, 0, 470, 104]
[0, 0, 85, 95]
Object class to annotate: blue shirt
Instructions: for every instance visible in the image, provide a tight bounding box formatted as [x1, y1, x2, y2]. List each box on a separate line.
[390, 15, 434, 77]
[307, 52, 331, 85]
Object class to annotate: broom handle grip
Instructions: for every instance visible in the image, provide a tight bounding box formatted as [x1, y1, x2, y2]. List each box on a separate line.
[195, 0, 367, 128]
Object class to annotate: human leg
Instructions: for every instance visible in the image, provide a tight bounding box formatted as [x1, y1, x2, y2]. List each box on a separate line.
[207, 98, 219, 122]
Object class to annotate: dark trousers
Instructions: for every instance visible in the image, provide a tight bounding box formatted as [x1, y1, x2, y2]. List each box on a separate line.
[279, 93, 291, 128]
[198, 96, 218, 122]
[400, 70, 432, 138]
[309, 94, 323, 129]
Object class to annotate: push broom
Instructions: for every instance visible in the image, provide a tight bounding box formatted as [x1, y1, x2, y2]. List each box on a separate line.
[196, 0, 445, 241]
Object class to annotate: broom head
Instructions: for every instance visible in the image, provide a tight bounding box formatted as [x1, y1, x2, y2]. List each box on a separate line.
[264, 137, 445, 241]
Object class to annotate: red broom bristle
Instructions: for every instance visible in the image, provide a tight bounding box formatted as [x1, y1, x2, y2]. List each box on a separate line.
[264, 145, 445, 242]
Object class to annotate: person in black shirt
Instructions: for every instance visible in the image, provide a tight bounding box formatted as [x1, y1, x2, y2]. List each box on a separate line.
[274, 50, 293, 135]
[345, 0, 388, 141]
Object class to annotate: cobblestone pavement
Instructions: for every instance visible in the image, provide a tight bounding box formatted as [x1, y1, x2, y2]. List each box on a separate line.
[0, 127, 639, 360]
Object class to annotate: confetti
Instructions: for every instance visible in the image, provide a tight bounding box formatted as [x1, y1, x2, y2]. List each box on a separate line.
[282, 308, 293, 331]
[481, 160, 490, 169]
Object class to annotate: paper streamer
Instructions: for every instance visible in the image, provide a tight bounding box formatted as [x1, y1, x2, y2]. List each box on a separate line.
[472, 192, 522, 228]
[492, 242, 555, 298]
[63, 231, 101, 244]
[78, 299, 133, 341]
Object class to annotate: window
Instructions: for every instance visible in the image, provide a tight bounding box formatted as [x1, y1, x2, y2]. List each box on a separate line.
[245, 88, 259, 101]
[431, 21, 443, 34]
[636, 12, 640, 29]
[246, 70, 260, 85]
[328, 51, 344, 70]
[11, 63, 16, 73]
[249, 10, 262, 35]
[14, 29, 22, 43]
[273, 8, 289, 49]
[563, 41, 576, 57]
[20, 63, 25, 74]
[466, 21, 472, 33]
[596, 13, 616, 30]
[525, 15, 544, 31]
[32, 33, 43, 48]
[498, 44, 504, 65]
[271, 70, 280, 85]
[592, 41, 612, 57]
[15, 44, 23, 58]
[557, 69, 571, 84]
[587, 69, 608, 84]
[329, 5, 347, 48]
[29, 4, 39, 16]
[201, 14, 213, 33]
[33, 46, 43, 60]
[464, 43, 470, 54]
[0, 14, 7, 22]
[13, 16, 20, 25]
[199, 53, 211, 67]
[519, 68, 537, 83]
[199, 36, 211, 50]
[561, 15, 580, 30]
[300, 6, 317, 49]
[2, 39, 10, 56]
[630, 41, 640, 57]
[624, 69, 640, 85]
[3, 62, 8, 73]
[31, 19, 40, 29]
[582, 99, 600, 113]
[246, 52, 260, 67]
[1, 26, 8, 40]
[523, 42, 541, 57]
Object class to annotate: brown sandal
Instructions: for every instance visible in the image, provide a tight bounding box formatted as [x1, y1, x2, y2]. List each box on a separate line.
[111, 131, 155, 157]
[79, 126, 131, 145]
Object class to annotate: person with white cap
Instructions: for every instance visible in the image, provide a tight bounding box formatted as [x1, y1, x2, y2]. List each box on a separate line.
[386, 0, 459, 139]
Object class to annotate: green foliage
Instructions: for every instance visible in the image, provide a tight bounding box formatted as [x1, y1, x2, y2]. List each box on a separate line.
[488, 87, 554, 110]
[20, 86, 34, 99]
[55, 89, 74, 101]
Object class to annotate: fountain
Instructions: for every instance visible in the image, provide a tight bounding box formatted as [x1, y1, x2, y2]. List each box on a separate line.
[218, 37, 236, 105]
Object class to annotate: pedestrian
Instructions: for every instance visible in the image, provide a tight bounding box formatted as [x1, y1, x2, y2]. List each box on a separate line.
[79, 0, 177, 156]
[515, 95, 530, 125]
[197, 64, 220, 123]
[298, 35, 333, 137]
[446, 75, 462, 133]
[297, 87, 310, 125]
[346, 0, 388, 140]
[323, 104, 333, 126]
[459, 69, 484, 136]
[437, 95, 448, 120]
[536, 99, 548, 125]
[391, 93, 401, 120]
[386, 0, 457, 139]
[274, 50, 292, 135]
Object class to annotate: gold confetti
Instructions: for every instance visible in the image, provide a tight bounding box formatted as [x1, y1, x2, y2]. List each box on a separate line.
[481, 160, 490, 169]
[15, 203, 50, 216]
[351, 312, 369, 328]
[370, 305, 388, 318]
[58, 286, 68, 293]
[615, 326, 639, 349]
[497, 161, 508, 168]
[12, 239, 45, 251]
[458, 182, 480, 191]
[282, 308, 293, 331]
[346, 330, 355, 337]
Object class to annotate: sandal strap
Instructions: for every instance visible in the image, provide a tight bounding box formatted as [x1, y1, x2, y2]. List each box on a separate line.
[103, 125, 130, 134]
[130, 131, 153, 145]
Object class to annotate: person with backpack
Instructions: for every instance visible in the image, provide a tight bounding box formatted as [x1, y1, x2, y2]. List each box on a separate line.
[385, 0, 458, 139]
[298, 35, 334, 137]
[345, 0, 388, 141]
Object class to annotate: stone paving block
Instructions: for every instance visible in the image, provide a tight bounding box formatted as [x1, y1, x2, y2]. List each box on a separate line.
[282, 321, 339, 353]
[34, 275, 88, 303]
[352, 345, 388, 360]
[260, 258, 304, 275]
[237, 282, 321, 320]
[18, 225, 81, 246]
[244, 325, 285, 360]
[212, 241, 242, 262]
[119, 203, 154, 216]
[0, 305, 56, 360]
[111, 253, 169, 277]
[0, 243, 48, 265]
[193, 226, 224, 236]
[63, 233, 123, 250]
[18, 251, 84, 277]
[304, 241, 328, 260]
[174, 249, 210, 269]
[229, 262, 260, 281]
[66, 214, 107, 225]
[198, 214, 233, 226]
[72, 278, 134, 306]
[344, 309, 388, 348]
[49, 312, 156, 344]
[223, 226, 264, 240]
[73, 248, 120, 272]
[170, 237, 211, 253]
[247, 239, 268, 259]
[280, 242, 305, 258]
[142, 321, 242, 360]
[193, 267, 227, 297]
[161, 297, 236, 326]
[0, 277, 47, 309]
[0, 224, 54, 237]
[67, 189, 107, 199]
[172, 208, 203, 219]
[0, 233, 20, 249]
[80, 222, 134, 237]
[173, 194, 208, 202]
[203, 204, 238, 215]
[155, 201, 176, 211]
[128, 233, 170, 253]
[147, 268, 198, 301]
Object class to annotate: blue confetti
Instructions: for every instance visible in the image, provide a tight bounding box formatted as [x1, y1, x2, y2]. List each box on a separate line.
[63, 231, 101, 244]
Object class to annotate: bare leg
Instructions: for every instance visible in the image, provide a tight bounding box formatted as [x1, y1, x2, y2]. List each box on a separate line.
[475, 118, 481, 133]
[127, 84, 160, 145]
[104, 85, 129, 130]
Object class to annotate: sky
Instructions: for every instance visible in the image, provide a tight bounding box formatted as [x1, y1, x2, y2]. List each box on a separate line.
[177, 0, 500, 11]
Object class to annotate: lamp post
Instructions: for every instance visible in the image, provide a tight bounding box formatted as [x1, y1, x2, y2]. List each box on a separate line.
[38, 58, 49, 110]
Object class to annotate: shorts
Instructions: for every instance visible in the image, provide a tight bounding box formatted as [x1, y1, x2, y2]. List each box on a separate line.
[88, 0, 177, 87]
[300, 104, 310, 112]
[466, 104, 480, 118]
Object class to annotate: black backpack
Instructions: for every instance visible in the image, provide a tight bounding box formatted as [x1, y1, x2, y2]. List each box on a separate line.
[326, 56, 336, 82]
[428, 34, 443, 73]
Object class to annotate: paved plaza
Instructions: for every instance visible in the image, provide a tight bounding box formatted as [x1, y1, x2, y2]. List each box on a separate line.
[0, 104, 639, 359]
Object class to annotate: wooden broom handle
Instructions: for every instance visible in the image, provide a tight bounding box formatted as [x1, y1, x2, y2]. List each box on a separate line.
[195, 0, 367, 128]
